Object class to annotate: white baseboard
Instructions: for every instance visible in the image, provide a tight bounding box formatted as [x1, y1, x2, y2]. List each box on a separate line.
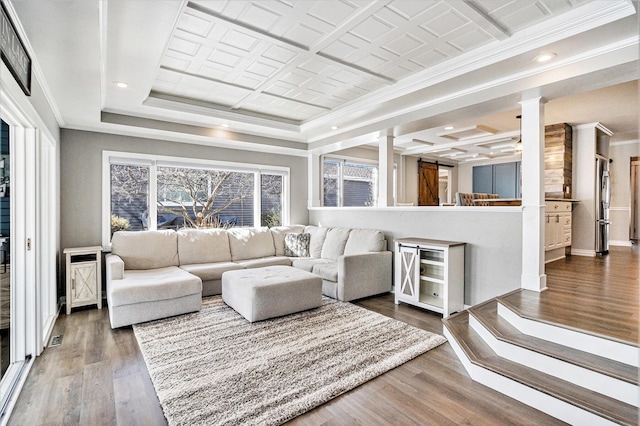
[570, 248, 595, 257]
[610, 240, 632, 247]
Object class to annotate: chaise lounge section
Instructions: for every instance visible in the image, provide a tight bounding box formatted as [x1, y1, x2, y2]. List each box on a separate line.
[106, 225, 392, 327]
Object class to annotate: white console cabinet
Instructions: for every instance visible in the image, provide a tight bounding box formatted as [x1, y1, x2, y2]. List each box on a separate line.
[64, 246, 103, 315]
[394, 238, 465, 318]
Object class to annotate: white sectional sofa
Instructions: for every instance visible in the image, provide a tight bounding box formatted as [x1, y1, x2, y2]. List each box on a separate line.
[106, 225, 392, 328]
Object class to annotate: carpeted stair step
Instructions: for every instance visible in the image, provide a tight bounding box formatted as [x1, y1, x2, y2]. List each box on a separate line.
[443, 310, 638, 426]
[468, 299, 638, 406]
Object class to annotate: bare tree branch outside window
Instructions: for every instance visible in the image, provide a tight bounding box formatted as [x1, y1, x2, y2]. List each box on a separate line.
[111, 163, 285, 232]
[157, 167, 254, 228]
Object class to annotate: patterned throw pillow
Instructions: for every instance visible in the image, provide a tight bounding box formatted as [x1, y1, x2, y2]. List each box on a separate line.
[284, 233, 310, 257]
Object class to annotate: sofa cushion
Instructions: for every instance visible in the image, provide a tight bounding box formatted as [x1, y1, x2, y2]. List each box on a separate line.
[304, 226, 328, 258]
[312, 262, 338, 282]
[284, 233, 310, 257]
[236, 256, 292, 269]
[320, 228, 351, 260]
[177, 228, 231, 265]
[109, 266, 201, 307]
[179, 261, 243, 282]
[344, 229, 386, 255]
[228, 227, 276, 261]
[270, 225, 305, 256]
[111, 230, 179, 270]
[291, 257, 334, 272]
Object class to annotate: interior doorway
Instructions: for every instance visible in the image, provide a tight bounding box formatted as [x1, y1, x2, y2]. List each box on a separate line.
[418, 161, 438, 206]
[631, 157, 639, 242]
[439, 168, 451, 205]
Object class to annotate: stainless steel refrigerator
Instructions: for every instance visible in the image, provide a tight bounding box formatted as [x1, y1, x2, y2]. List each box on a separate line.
[595, 157, 610, 254]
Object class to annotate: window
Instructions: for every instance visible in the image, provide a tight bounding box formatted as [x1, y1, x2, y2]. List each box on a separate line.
[156, 166, 255, 228]
[261, 173, 284, 227]
[110, 163, 149, 232]
[103, 152, 289, 246]
[322, 157, 393, 207]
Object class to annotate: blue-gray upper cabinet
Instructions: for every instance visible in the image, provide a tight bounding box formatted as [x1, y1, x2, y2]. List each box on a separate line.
[472, 161, 521, 198]
[472, 165, 493, 194]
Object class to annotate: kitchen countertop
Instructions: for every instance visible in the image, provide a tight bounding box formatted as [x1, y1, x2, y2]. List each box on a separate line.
[545, 198, 581, 202]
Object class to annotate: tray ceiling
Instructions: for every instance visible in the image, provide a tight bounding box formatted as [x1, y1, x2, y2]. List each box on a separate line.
[150, 0, 585, 124]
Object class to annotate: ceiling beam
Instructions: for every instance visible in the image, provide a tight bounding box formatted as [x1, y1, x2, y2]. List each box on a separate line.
[449, 1, 511, 40]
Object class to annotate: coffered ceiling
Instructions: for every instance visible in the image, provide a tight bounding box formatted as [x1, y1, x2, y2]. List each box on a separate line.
[8, 0, 640, 159]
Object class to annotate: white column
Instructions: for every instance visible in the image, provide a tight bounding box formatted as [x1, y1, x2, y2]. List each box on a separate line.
[307, 153, 321, 208]
[378, 134, 394, 206]
[520, 97, 547, 292]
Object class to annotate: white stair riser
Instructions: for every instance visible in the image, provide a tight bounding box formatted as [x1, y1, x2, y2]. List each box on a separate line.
[498, 302, 638, 366]
[469, 313, 638, 406]
[443, 328, 620, 426]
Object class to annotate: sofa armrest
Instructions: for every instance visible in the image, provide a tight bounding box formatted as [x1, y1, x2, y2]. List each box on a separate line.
[105, 253, 125, 282]
[338, 251, 392, 301]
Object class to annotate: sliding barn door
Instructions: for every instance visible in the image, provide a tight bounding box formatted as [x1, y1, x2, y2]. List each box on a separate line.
[418, 162, 439, 206]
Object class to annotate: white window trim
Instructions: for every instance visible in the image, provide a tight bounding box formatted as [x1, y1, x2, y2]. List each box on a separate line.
[102, 151, 290, 248]
[321, 155, 397, 207]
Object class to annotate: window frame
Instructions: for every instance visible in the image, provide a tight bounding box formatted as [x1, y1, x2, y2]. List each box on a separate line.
[321, 155, 396, 207]
[102, 151, 290, 248]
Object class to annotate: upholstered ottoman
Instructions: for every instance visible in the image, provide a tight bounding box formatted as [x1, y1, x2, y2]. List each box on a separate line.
[222, 265, 322, 322]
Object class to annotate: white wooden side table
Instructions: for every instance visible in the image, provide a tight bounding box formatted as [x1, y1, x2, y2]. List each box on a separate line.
[64, 246, 102, 315]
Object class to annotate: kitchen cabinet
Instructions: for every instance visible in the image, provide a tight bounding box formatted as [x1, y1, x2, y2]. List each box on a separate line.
[472, 162, 521, 198]
[394, 238, 465, 318]
[545, 201, 572, 251]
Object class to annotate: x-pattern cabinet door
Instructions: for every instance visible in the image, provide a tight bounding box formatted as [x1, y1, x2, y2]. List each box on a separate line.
[70, 262, 97, 304]
[395, 244, 419, 304]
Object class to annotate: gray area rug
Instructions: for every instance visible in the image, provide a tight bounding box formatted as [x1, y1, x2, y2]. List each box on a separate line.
[133, 296, 446, 425]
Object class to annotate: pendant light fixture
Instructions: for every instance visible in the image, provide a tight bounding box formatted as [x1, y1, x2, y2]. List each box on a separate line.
[514, 115, 523, 153]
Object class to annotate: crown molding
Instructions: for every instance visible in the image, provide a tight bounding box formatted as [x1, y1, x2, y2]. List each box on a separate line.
[144, 92, 302, 133]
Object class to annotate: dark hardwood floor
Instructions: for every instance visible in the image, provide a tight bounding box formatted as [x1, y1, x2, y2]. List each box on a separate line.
[9, 246, 637, 425]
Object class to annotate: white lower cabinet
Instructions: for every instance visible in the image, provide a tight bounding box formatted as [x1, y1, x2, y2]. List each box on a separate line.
[64, 246, 103, 315]
[545, 201, 572, 251]
[394, 238, 465, 318]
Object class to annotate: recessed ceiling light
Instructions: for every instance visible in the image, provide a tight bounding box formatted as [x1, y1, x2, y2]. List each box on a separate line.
[113, 81, 128, 88]
[533, 53, 556, 63]
[221, 123, 229, 128]
[444, 126, 454, 130]
[331, 125, 339, 130]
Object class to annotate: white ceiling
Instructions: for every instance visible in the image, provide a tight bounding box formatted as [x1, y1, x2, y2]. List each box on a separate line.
[8, 0, 640, 160]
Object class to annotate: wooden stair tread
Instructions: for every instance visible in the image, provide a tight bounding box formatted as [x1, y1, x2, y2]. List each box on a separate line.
[468, 300, 638, 384]
[443, 311, 638, 426]
[499, 290, 638, 346]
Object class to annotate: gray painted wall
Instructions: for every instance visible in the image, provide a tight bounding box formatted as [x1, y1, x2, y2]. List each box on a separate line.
[609, 141, 640, 244]
[60, 129, 309, 251]
[309, 207, 522, 306]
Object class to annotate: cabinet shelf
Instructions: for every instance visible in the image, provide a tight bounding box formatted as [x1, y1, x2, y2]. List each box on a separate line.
[419, 293, 444, 308]
[420, 276, 444, 285]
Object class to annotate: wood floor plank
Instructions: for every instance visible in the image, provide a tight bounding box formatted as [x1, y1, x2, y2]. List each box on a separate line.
[79, 360, 117, 426]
